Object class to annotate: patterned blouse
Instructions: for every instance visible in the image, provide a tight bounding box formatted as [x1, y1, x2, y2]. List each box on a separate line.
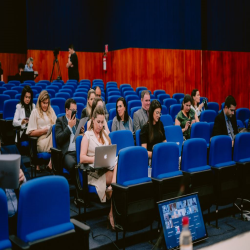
[176, 109, 195, 139]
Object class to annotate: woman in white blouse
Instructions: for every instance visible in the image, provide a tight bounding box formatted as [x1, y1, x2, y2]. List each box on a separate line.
[191, 89, 204, 119]
[26, 90, 57, 172]
[13, 85, 35, 142]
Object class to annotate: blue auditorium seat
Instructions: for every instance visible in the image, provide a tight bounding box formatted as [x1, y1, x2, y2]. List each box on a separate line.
[169, 104, 181, 122]
[31, 85, 42, 93]
[207, 102, 219, 113]
[161, 105, 168, 115]
[200, 110, 217, 123]
[4, 83, 15, 90]
[3, 99, 19, 120]
[55, 92, 70, 99]
[46, 85, 59, 92]
[135, 129, 141, 146]
[172, 93, 185, 103]
[107, 120, 112, 132]
[73, 97, 87, 106]
[108, 95, 121, 104]
[123, 90, 136, 97]
[158, 93, 170, 104]
[62, 84, 75, 91]
[160, 114, 173, 127]
[73, 92, 88, 100]
[11, 86, 23, 94]
[236, 108, 250, 125]
[154, 90, 166, 98]
[163, 98, 177, 114]
[76, 103, 85, 119]
[125, 95, 140, 103]
[190, 122, 210, 147]
[0, 87, 7, 94]
[122, 87, 134, 97]
[0, 95, 10, 114]
[51, 98, 66, 114]
[51, 82, 63, 89]
[105, 103, 116, 113]
[59, 88, 73, 97]
[136, 86, 147, 96]
[8, 80, 20, 86]
[108, 108, 116, 121]
[127, 100, 142, 116]
[3, 90, 18, 99]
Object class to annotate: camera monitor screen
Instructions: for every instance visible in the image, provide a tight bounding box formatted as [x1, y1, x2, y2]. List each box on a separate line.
[157, 193, 208, 250]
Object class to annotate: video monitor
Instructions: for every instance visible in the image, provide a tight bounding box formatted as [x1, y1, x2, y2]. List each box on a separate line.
[157, 192, 208, 250]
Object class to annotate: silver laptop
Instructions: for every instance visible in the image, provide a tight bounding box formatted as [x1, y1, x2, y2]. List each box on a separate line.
[93, 145, 117, 169]
[0, 154, 20, 189]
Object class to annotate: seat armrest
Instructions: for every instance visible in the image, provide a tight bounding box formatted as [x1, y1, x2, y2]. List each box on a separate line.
[50, 147, 63, 175]
[9, 235, 30, 249]
[111, 183, 129, 191]
[71, 219, 90, 234]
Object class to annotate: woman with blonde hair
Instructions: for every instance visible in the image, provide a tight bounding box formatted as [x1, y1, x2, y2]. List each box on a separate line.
[81, 89, 96, 119]
[26, 90, 57, 171]
[80, 105, 116, 229]
[86, 97, 110, 133]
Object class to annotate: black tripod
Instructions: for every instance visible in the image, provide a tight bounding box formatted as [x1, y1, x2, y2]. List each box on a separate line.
[50, 57, 62, 82]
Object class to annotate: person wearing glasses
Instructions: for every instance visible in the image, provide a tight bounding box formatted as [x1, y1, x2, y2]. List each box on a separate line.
[55, 99, 84, 179]
[112, 97, 133, 132]
[175, 94, 199, 140]
[212, 95, 238, 146]
[140, 100, 166, 162]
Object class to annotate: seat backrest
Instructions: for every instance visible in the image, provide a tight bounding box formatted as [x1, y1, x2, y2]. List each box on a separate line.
[109, 108, 116, 121]
[125, 95, 140, 103]
[76, 135, 83, 163]
[55, 92, 71, 99]
[120, 84, 131, 92]
[3, 90, 18, 99]
[151, 142, 179, 178]
[17, 176, 72, 242]
[190, 122, 210, 145]
[236, 108, 250, 124]
[72, 97, 86, 106]
[4, 84, 15, 90]
[45, 89, 56, 98]
[209, 122, 214, 138]
[136, 87, 147, 96]
[0, 87, 7, 94]
[0, 188, 10, 243]
[3, 99, 19, 119]
[46, 85, 59, 92]
[0, 94, 10, 112]
[39, 80, 51, 85]
[233, 133, 250, 162]
[76, 103, 85, 119]
[163, 98, 178, 113]
[52, 82, 63, 89]
[15, 93, 21, 100]
[122, 87, 134, 96]
[181, 138, 207, 171]
[31, 86, 42, 93]
[123, 91, 136, 97]
[161, 105, 168, 115]
[200, 110, 217, 123]
[36, 83, 47, 89]
[154, 90, 166, 98]
[11, 86, 23, 93]
[106, 103, 116, 113]
[160, 114, 173, 127]
[109, 130, 135, 155]
[8, 80, 20, 86]
[237, 119, 244, 128]
[207, 102, 219, 113]
[52, 124, 57, 148]
[108, 120, 112, 132]
[73, 92, 88, 100]
[107, 91, 121, 97]
[117, 146, 148, 185]
[62, 84, 75, 91]
[59, 88, 73, 96]
[51, 105, 60, 116]
[164, 125, 183, 156]
[127, 100, 142, 115]
[158, 94, 170, 104]
[209, 135, 233, 166]
[135, 129, 141, 146]
[169, 104, 181, 122]
[172, 93, 185, 103]
[51, 98, 66, 113]
[107, 95, 121, 104]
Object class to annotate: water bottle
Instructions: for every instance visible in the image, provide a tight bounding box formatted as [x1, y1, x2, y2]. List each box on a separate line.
[180, 216, 192, 250]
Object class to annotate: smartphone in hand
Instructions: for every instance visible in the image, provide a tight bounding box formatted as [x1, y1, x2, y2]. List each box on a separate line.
[71, 110, 77, 119]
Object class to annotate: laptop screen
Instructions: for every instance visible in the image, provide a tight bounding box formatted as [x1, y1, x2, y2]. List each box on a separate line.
[157, 193, 208, 250]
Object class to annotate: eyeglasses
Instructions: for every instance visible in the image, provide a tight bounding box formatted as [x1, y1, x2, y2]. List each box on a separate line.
[154, 111, 162, 116]
[69, 109, 77, 112]
[96, 94, 101, 97]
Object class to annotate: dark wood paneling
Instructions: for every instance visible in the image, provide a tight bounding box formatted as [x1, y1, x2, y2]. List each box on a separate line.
[0, 53, 27, 83]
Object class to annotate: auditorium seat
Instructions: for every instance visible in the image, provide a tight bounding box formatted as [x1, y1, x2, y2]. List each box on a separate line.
[111, 146, 154, 246]
[39, 80, 51, 85]
[73, 97, 87, 106]
[120, 84, 131, 92]
[73, 92, 88, 100]
[79, 81, 91, 89]
[24, 80, 35, 85]
[123, 90, 136, 97]
[15, 93, 21, 100]
[107, 120, 112, 132]
[108, 108, 116, 121]
[160, 114, 173, 127]
[169, 104, 181, 122]
[8, 80, 20, 86]
[136, 86, 147, 96]
[62, 84, 75, 92]
[135, 129, 141, 146]
[36, 83, 47, 89]
[66, 81, 77, 88]
[55, 92, 71, 99]
[0, 189, 12, 250]
[209, 122, 214, 138]
[200, 97, 208, 104]
[77, 86, 89, 92]
[107, 95, 121, 104]
[164, 125, 183, 156]
[76, 103, 84, 119]
[125, 94, 140, 103]
[11, 86, 23, 94]
[109, 130, 134, 155]
[151, 142, 183, 202]
[179, 98, 184, 104]
[106, 91, 121, 99]
[209, 135, 238, 227]
[158, 94, 170, 104]
[42, 88, 55, 98]
[163, 98, 177, 114]
[105, 103, 116, 113]
[0, 87, 7, 94]
[3, 99, 19, 120]
[59, 88, 73, 97]
[154, 90, 166, 98]
[33, 98, 38, 105]
[0, 95, 10, 115]
[236, 108, 250, 125]
[190, 122, 210, 148]
[207, 102, 219, 113]
[161, 105, 168, 115]
[181, 138, 214, 213]
[121, 87, 134, 96]
[51, 82, 63, 89]
[47, 85, 60, 93]
[221, 102, 225, 110]
[51, 98, 66, 114]
[237, 119, 245, 128]
[127, 100, 142, 116]
[200, 110, 217, 123]
[172, 93, 184, 103]
[10, 176, 90, 249]
[106, 81, 118, 88]
[0, 81, 4, 86]
[31, 85, 42, 93]
[3, 90, 18, 99]
[245, 119, 249, 128]
[20, 83, 32, 87]
[31, 89, 38, 97]
[51, 105, 60, 116]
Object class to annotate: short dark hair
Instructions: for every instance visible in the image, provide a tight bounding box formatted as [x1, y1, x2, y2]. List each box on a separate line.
[69, 44, 74, 50]
[116, 97, 129, 122]
[181, 94, 192, 110]
[65, 98, 77, 111]
[225, 95, 236, 108]
[20, 85, 33, 107]
[18, 63, 25, 70]
[141, 90, 150, 99]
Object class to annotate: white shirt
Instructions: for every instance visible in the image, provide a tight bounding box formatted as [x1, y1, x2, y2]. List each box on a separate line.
[66, 117, 76, 151]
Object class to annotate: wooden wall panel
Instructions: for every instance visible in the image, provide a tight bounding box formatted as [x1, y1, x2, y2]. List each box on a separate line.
[0, 53, 26, 83]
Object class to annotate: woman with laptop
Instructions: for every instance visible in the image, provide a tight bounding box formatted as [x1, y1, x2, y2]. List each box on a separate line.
[86, 97, 110, 134]
[13, 85, 35, 143]
[26, 90, 57, 172]
[80, 105, 117, 230]
[111, 97, 133, 132]
[140, 100, 166, 164]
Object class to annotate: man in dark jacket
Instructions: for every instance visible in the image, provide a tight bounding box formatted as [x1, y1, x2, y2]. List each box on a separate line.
[212, 95, 238, 146]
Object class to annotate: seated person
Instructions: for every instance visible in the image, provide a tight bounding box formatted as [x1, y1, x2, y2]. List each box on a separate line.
[26, 90, 57, 172]
[191, 89, 205, 119]
[81, 89, 96, 119]
[212, 95, 238, 146]
[112, 97, 133, 132]
[175, 94, 199, 140]
[80, 105, 117, 229]
[94, 86, 108, 120]
[13, 85, 35, 143]
[0, 136, 30, 234]
[86, 97, 110, 133]
[14, 63, 25, 83]
[24, 57, 38, 78]
[55, 99, 84, 178]
[133, 90, 151, 132]
[140, 100, 166, 162]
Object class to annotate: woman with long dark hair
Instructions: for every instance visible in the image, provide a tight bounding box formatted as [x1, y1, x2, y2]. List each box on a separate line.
[175, 94, 199, 139]
[140, 100, 166, 160]
[112, 97, 133, 132]
[13, 85, 35, 142]
[191, 89, 205, 118]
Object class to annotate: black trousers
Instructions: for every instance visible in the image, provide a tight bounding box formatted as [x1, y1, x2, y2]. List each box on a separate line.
[64, 151, 77, 176]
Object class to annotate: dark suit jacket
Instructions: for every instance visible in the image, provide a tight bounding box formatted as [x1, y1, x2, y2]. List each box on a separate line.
[55, 115, 80, 156]
[212, 110, 238, 138]
[1, 145, 30, 181]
